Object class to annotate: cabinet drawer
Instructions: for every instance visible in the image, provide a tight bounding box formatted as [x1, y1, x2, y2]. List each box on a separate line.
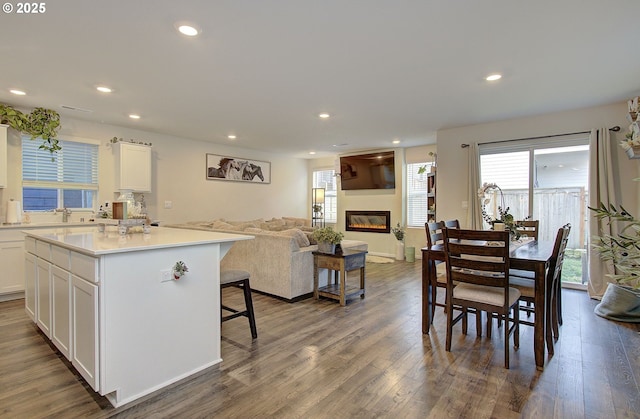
[36, 240, 51, 261]
[70, 252, 98, 283]
[52, 245, 71, 270]
[25, 236, 36, 255]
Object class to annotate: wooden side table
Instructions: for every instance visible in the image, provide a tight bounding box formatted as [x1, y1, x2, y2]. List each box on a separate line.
[313, 249, 367, 306]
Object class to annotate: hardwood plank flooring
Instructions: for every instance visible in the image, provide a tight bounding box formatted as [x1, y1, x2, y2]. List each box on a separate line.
[0, 260, 639, 419]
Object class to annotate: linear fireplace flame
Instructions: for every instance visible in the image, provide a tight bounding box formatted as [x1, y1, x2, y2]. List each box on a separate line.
[345, 210, 391, 233]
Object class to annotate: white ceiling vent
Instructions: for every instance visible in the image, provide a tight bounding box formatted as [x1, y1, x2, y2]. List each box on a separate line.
[60, 105, 93, 113]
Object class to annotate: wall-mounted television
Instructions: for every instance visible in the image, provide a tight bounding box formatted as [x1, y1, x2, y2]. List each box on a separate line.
[339, 151, 395, 190]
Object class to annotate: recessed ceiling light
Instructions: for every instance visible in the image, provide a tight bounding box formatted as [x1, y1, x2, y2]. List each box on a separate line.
[96, 86, 113, 93]
[318, 113, 330, 119]
[129, 114, 141, 119]
[176, 22, 201, 37]
[392, 139, 400, 144]
[9, 89, 26, 95]
[228, 135, 236, 140]
[486, 74, 502, 81]
[309, 151, 316, 155]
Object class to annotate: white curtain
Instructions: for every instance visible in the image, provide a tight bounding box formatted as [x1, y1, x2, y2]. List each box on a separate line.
[466, 143, 483, 229]
[588, 128, 618, 299]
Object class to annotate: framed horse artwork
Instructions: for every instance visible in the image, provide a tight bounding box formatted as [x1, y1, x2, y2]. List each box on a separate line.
[206, 154, 271, 184]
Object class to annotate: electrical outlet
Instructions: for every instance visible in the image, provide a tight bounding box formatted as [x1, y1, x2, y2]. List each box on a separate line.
[160, 269, 173, 283]
[164, 200, 172, 209]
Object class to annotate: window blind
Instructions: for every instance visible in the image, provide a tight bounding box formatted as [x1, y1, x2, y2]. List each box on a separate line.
[22, 138, 98, 190]
[407, 162, 431, 227]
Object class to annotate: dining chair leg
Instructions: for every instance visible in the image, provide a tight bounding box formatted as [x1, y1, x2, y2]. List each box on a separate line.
[513, 305, 520, 349]
[475, 310, 482, 337]
[462, 308, 468, 335]
[504, 312, 510, 369]
[486, 312, 492, 338]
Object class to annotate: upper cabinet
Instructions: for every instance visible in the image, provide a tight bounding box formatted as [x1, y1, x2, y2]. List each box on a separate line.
[115, 143, 151, 192]
[0, 125, 7, 188]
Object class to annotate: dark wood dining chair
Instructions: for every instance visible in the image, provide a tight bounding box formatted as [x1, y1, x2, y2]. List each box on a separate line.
[515, 220, 539, 240]
[426, 221, 483, 335]
[442, 228, 520, 368]
[509, 224, 571, 354]
[425, 221, 447, 317]
[444, 219, 460, 229]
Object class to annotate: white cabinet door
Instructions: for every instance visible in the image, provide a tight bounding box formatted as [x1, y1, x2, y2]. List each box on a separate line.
[0, 125, 7, 188]
[51, 265, 72, 359]
[36, 258, 51, 337]
[0, 239, 25, 295]
[116, 142, 151, 192]
[24, 252, 37, 321]
[71, 274, 99, 391]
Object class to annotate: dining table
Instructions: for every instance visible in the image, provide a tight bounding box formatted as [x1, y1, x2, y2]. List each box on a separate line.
[421, 238, 555, 371]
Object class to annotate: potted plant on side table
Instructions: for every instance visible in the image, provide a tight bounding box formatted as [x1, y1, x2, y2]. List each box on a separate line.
[312, 226, 344, 254]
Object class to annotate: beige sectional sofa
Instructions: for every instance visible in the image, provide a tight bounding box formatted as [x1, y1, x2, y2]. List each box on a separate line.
[166, 217, 368, 301]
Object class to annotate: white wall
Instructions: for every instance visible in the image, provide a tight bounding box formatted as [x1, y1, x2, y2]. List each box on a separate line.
[436, 101, 638, 228]
[0, 116, 309, 224]
[310, 149, 415, 258]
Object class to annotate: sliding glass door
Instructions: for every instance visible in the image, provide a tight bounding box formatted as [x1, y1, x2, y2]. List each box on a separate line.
[480, 136, 590, 288]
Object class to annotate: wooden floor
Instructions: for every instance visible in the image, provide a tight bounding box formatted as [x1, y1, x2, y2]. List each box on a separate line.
[1, 260, 639, 419]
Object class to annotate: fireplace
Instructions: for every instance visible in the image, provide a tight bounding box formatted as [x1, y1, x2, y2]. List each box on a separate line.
[345, 210, 391, 233]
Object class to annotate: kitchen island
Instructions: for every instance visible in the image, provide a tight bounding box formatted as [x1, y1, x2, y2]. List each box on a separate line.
[23, 226, 252, 407]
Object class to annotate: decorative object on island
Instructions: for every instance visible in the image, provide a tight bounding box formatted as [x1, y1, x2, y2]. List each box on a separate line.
[589, 201, 640, 322]
[206, 153, 271, 183]
[0, 103, 61, 155]
[391, 222, 405, 261]
[311, 226, 344, 254]
[619, 96, 640, 159]
[172, 261, 189, 280]
[312, 187, 325, 227]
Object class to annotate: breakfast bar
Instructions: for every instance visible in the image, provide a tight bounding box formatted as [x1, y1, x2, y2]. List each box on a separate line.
[23, 226, 252, 407]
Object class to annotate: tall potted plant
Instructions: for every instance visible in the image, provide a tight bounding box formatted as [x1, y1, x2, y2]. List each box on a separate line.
[391, 222, 405, 260]
[589, 203, 640, 322]
[0, 104, 62, 155]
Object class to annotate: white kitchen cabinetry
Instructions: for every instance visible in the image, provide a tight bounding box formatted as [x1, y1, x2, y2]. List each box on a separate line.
[25, 236, 100, 390]
[36, 257, 51, 338]
[115, 142, 151, 192]
[24, 251, 36, 320]
[51, 265, 72, 359]
[0, 229, 25, 298]
[0, 124, 7, 188]
[71, 273, 99, 390]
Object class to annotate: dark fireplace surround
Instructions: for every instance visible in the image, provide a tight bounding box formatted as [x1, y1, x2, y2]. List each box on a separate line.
[345, 210, 391, 233]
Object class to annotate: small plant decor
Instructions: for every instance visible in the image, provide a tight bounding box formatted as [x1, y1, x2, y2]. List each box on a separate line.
[311, 226, 344, 245]
[391, 222, 405, 241]
[0, 103, 61, 155]
[418, 151, 437, 174]
[173, 261, 189, 280]
[478, 182, 527, 240]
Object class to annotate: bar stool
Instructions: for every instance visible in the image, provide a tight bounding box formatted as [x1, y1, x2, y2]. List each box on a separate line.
[220, 269, 257, 339]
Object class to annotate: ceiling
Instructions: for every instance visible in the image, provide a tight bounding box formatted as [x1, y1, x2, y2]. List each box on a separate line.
[1, 1, 639, 158]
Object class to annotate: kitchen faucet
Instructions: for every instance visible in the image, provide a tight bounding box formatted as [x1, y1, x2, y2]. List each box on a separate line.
[55, 207, 72, 222]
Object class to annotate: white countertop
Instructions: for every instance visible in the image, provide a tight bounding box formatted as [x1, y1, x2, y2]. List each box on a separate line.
[23, 226, 253, 256]
[0, 221, 97, 230]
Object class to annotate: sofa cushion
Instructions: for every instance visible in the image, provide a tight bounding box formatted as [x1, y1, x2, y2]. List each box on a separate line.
[279, 228, 311, 248]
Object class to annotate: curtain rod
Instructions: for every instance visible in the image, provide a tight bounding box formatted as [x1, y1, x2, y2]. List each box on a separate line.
[460, 126, 621, 148]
